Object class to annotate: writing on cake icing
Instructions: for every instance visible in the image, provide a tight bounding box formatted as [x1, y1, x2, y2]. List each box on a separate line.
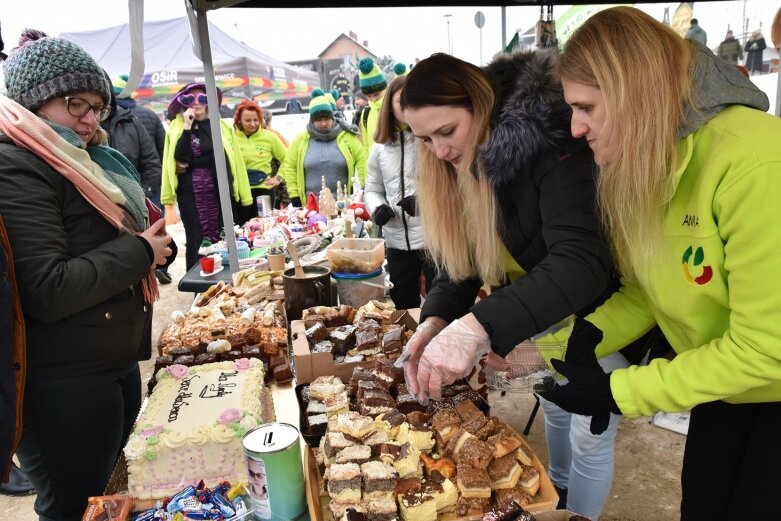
[199, 371, 239, 399]
[168, 374, 201, 423]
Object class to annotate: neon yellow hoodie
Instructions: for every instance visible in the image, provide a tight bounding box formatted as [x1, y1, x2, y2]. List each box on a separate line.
[586, 105, 781, 418]
[234, 128, 287, 190]
[361, 96, 384, 167]
[161, 116, 252, 206]
[278, 129, 366, 203]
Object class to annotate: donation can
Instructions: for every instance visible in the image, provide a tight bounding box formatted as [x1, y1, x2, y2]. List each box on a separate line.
[243, 422, 306, 521]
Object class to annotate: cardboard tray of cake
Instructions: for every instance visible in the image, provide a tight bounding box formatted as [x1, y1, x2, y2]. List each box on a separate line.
[299, 373, 557, 521]
[292, 304, 420, 384]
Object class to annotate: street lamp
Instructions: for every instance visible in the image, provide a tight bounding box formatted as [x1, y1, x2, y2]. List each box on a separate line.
[444, 14, 452, 54]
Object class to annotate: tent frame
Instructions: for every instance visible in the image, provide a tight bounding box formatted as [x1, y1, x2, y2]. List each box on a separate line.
[123, 0, 781, 277]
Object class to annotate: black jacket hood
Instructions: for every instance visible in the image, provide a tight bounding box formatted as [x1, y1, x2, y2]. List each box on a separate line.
[480, 49, 575, 187]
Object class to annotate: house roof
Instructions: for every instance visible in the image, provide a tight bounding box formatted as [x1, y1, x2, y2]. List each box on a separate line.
[318, 33, 377, 60]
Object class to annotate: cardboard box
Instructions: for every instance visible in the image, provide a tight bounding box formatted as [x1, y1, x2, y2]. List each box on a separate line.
[292, 308, 420, 384]
[304, 439, 558, 521]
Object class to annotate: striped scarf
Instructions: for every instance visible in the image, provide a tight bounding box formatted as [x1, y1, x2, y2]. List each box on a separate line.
[0, 95, 159, 303]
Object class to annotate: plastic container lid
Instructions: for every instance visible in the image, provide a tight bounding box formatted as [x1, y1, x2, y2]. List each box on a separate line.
[330, 268, 383, 280]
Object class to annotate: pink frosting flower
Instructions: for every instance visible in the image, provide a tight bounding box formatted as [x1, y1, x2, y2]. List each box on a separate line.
[141, 425, 164, 438]
[166, 365, 189, 379]
[218, 408, 243, 425]
[234, 358, 254, 372]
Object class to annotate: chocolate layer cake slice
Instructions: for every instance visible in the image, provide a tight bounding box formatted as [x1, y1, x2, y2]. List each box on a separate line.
[488, 454, 522, 490]
[335, 444, 372, 466]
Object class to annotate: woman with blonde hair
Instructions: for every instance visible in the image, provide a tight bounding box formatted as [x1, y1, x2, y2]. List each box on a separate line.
[400, 51, 635, 519]
[364, 75, 436, 309]
[541, 7, 781, 519]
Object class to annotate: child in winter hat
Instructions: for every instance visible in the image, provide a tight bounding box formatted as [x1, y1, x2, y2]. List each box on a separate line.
[358, 57, 387, 95]
[3, 30, 111, 113]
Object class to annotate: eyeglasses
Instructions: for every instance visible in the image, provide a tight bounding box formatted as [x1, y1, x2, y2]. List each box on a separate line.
[178, 93, 209, 107]
[248, 469, 265, 479]
[64, 96, 112, 121]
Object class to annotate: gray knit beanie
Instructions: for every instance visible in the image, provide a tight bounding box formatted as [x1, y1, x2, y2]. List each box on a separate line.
[2, 32, 110, 113]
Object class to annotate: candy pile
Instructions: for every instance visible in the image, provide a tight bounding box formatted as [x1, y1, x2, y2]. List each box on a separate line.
[132, 480, 251, 520]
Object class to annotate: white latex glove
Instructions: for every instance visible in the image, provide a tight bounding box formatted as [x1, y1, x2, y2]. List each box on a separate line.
[416, 313, 490, 401]
[395, 316, 446, 398]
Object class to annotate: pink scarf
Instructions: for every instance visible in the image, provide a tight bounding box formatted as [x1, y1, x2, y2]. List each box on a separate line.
[0, 95, 159, 303]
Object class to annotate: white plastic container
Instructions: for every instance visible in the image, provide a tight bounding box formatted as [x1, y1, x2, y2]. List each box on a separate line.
[331, 268, 387, 308]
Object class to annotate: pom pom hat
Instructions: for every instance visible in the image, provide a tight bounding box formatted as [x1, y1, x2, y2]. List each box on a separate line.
[308, 94, 333, 120]
[3, 33, 111, 113]
[112, 74, 129, 96]
[325, 91, 337, 109]
[393, 63, 408, 76]
[358, 57, 387, 94]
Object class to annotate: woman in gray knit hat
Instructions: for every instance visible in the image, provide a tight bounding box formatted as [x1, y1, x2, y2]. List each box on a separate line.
[0, 30, 175, 521]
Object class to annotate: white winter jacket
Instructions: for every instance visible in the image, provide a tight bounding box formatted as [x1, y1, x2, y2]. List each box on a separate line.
[364, 130, 426, 251]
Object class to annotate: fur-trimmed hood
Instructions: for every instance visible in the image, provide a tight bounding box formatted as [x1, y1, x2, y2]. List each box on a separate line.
[480, 49, 574, 187]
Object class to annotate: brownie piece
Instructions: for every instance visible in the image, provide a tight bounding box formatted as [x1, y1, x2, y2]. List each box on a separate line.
[227, 333, 247, 350]
[307, 413, 328, 437]
[396, 393, 426, 415]
[273, 360, 293, 383]
[241, 344, 262, 359]
[305, 322, 330, 344]
[329, 325, 357, 355]
[172, 354, 195, 366]
[362, 389, 395, 409]
[362, 312, 386, 325]
[381, 325, 404, 352]
[220, 350, 243, 361]
[269, 354, 287, 369]
[243, 327, 263, 345]
[153, 355, 174, 373]
[168, 346, 192, 358]
[325, 313, 349, 328]
[372, 359, 403, 386]
[354, 327, 380, 352]
[194, 352, 219, 365]
[357, 380, 392, 400]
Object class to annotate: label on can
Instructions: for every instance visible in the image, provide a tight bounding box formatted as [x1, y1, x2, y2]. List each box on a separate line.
[243, 423, 306, 521]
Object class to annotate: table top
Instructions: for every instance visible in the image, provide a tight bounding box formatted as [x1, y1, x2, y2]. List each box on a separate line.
[177, 261, 234, 293]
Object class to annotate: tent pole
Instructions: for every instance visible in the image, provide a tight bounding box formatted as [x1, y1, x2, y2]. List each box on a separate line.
[190, 3, 241, 273]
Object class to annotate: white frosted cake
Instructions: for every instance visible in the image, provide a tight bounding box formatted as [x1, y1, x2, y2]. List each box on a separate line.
[124, 359, 273, 500]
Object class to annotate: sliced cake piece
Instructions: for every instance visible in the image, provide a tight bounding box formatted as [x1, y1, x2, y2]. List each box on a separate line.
[327, 462, 362, 502]
[430, 408, 462, 443]
[398, 491, 437, 521]
[487, 425, 523, 459]
[360, 460, 398, 500]
[329, 500, 366, 520]
[422, 471, 458, 514]
[518, 465, 540, 496]
[495, 485, 534, 508]
[453, 430, 493, 469]
[323, 431, 356, 459]
[456, 466, 491, 499]
[454, 495, 491, 517]
[335, 444, 372, 466]
[488, 454, 522, 490]
[334, 411, 377, 441]
[324, 391, 350, 418]
[310, 375, 346, 401]
[393, 442, 421, 479]
[365, 498, 398, 521]
[396, 421, 435, 453]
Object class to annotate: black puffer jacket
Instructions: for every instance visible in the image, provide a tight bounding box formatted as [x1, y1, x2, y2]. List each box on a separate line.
[0, 136, 154, 378]
[421, 50, 618, 356]
[118, 98, 166, 161]
[106, 105, 161, 196]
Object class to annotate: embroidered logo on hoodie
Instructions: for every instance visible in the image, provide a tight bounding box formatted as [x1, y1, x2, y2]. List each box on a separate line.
[682, 245, 713, 285]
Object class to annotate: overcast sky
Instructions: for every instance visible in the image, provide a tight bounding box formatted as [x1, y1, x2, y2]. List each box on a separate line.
[2, 1, 778, 68]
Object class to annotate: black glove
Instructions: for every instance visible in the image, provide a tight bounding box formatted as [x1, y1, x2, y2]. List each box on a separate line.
[372, 204, 395, 227]
[397, 195, 417, 217]
[540, 318, 620, 435]
[290, 197, 302, 208]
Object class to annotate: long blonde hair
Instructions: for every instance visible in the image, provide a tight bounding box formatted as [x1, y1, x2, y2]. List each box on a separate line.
[401, 54, 504, 285]
[559, 7, 693, 278]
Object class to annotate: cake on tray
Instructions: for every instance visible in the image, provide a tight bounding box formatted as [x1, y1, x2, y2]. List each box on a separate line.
[123, 359, 273, 500]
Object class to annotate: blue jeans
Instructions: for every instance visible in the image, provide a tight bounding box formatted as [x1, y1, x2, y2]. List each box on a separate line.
[539, 351, 630, 521]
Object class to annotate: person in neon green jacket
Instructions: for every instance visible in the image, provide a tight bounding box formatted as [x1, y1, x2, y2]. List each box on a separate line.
[233, 98, 287, 220]
[542, 8, 781, 519]
[356, 57, 387, 169]
[161, 83, 252, 269]
[279, 93, 365, 207]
